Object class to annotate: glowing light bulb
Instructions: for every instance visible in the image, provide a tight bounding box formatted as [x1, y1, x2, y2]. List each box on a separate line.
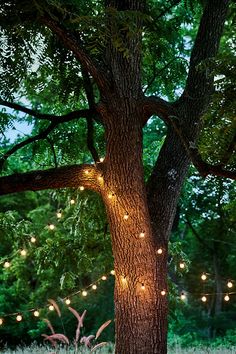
[201, 296, 207, 302]
[92, 284, 97, 290]
[110, 270, 115, 275]
[49, 305, 54, 311]
[65, 298, 71, 305]
[3, 261, 10, 268]
[227, 281, 233, 288]
[180, 293, 186, 300]
[70, 199, 75, 205]
[85, 170, 89, 174]
[108, 193, 113, 199]
[101, 275, 107, 281]
[30, 236, 36, 243]
[98, 175, 103, 182]
[139, 232, 145, 239]
[56, 211, 62, 218]
[33, 310, 40, 317]
[161, 290, 166, 296]
[20, 249, 27, 257]
[16, 315, 22, 322]
[157, 248, 163, 254]
[48, 224, 55, 230]
[179, 262, 185, 269]
[141, 283, 145, 290]
[0, 318, 3, 325]
[124, 213, 129, 220]
[79, 186, 85, 191]
[82, 290, 87, 297]
[99, 157, 104, 162]
[201, 273, 207, 281]
[224, 294, 230, 302]
[122, 276, 126, 283]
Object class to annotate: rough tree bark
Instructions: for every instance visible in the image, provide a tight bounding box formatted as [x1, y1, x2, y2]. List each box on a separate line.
[0, 0, 232, 353]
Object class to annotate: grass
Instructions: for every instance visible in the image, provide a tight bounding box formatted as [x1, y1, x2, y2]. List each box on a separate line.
[2, 344, 236, 354]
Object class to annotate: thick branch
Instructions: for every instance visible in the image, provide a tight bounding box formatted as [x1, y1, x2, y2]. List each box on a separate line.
[40, 16, 110, 92]
[0, 164, 101, 195]
[0, 99, 96, 122]
[142, 96, 175, 125]
[183, 0, 230, 100]
[0, 122, 58, 171]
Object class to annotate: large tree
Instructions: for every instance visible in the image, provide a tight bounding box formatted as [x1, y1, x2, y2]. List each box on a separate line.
[0, 1, 234, 353]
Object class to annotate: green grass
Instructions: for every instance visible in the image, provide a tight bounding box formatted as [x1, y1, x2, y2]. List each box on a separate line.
[2, 345, 236, 354]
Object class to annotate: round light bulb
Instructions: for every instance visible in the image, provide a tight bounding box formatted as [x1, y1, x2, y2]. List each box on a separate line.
[141, 283, 145, 290]
[122, 276, 126, 283]
[157, 248, 163, 254]
[201, 274, 207, 281]
[99, 157, 104, 162]
[180, 293, 186, 300]
[227, 281, 233, 288]
[92, 284, 97, 290]
[79, 186, 85, 191]
[70, 199, 75, 205]
[201, 296, 207, 302]
[161, 290, 166, 296]
[16, 315, 22, 322]
[3, 261, 10, 268]
[98, 175, 103, 181]
[101, 275, 107, 281]
[108, 193, 113, 199]
[20, 249, 27, 257]
[56, 211, 62, 219]
[224, 294, 230, 302]
[124, 214, 129, 220]
[82, 290, 87, 297]
[49, 305, 54, 311]
[65, 298, 71, 305]
[0, 318, 3, 325]
[139, 232, 145, 239]
[85, 170, 89, 174]
[110, 270, 115, 275]
[30, 236, 36, 243]
[179, 262, 185, 269]
[33, 310, 40, 317]
[49, 224, 55, 230]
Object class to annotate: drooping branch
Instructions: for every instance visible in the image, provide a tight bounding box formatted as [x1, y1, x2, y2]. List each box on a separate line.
[142, 95, 175, 125]
[40, 15, 110, 92]
[183, 0, 230, 100]
[0, 99, 97, 122]
[0, 122, 58, 171]
[0, 164, 101, 195]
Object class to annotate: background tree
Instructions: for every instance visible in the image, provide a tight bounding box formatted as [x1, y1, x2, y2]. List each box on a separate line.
[0, 1, 235, 353]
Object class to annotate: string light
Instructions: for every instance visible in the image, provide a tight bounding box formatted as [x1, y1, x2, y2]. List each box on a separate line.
[201, 296, 207, 302]
[82, 290, 88, 297]
[123, 213, 129, 220]
[79, 186, 85, 191]
[227, 281, 233, 288]
[20, 249, 27, 257]
[3, 261, 10, 268]
[98, 175, 103, 182]
[101, 275, 107, 281]
[85, 170, 89, 174]
[108, 193, 113, 199]
[65, 298, 71, 305]
[0, 318, 3, 325]
[48, 224, 55, 230]
[49, 305, 54, 311]
[70, 199, 75, 205]
[30, 236, 36, 243]
[16, 315, 22, 322]
[56, 211, 62, 218]
[180, 292, 186, 300]
[99, 157, 104, 162]
[110, 270, 115, 275]
[179, 262, 185, 269]
[92, 285, 97, 290]
[33, 310, 40, 317]
[121, 276, 126, 283]
[224, 294, 230, 302]
[139, 232, 145, 239]
[161, 290, 166, 296]
[157, 248, 163, 254]
[201, 273, 207, 281]
[141, 283, 145, 290]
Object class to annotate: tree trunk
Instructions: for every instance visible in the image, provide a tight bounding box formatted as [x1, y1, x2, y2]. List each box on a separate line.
[100, 101, 168, 353]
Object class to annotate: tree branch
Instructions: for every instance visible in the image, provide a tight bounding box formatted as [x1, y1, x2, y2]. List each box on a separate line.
[0, 122, 58, 171]
[0, 99, 96, 122]
[40, 15, 110, 92]
[142, 95, 175, 125]
[183, 0, 230, 101]
[0, 164, 101, 195]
